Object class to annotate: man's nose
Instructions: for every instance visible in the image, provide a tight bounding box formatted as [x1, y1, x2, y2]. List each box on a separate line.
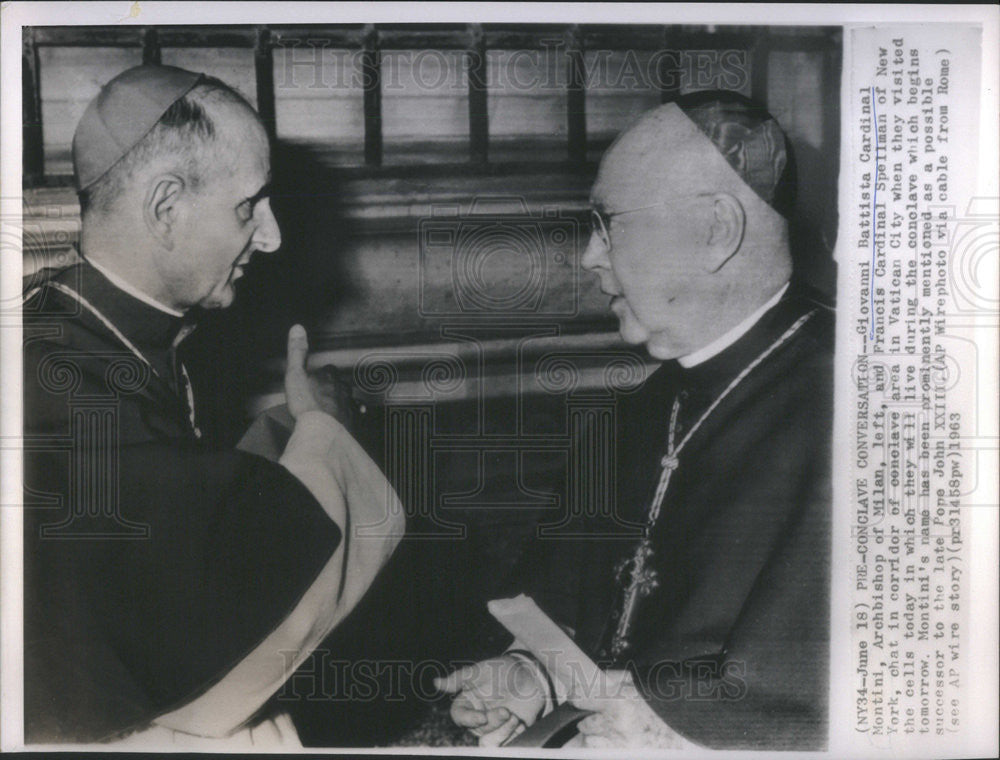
[580, 228, 610, 272]
[252, 198, 282, 253]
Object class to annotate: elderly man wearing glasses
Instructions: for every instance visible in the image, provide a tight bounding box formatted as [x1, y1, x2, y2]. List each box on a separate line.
[438, 90, 834, 750]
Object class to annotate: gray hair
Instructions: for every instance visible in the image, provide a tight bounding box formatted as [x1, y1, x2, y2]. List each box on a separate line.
[78, 76, 261, 217]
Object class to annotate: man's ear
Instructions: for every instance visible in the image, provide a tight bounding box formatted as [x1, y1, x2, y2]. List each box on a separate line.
[143, 174, 186, 250]
[704, 193, 746, 273]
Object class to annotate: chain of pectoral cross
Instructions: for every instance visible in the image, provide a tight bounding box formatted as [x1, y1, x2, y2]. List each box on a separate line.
[33, 280, 202, 439]
[609, 309, 818, 659]
[172, 323, 202, 439]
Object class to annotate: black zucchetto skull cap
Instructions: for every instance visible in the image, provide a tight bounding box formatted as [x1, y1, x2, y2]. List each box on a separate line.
[675, 90, 795, 218]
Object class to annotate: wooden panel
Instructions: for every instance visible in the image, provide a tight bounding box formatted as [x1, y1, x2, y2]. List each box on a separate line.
[485, 49, 567, 145]
[566, 27, 587, 163]
[23, 29, 44, 183]
[146, 26, 257, 48]
[482, 25, 575, 50]
[142, 27, 162, 65]
[28, 25, 839, 179]
[26, 24, 840, 297]
[270, 26, 367, 49]
[38, 46, 143, 176]
[254, 27, 276, 138]
[159, 47, 258, 105]
[467, 25, 489, 164]
[362, 29, 382, 166]
[23, 172, 605, 346]
[767, 50, 826, 149]
[272, 46, 365, 161]
[580, 25, 666, 51]
[766, 48, 841, 290]
[381, 49, 469, 163]
[583, 49, 661, 145]
[33, 26, 143, 47]
[374, 24, 473, 50]
[298, 229, 600, 338]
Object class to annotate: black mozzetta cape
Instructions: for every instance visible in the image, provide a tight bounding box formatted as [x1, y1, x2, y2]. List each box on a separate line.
[22, 262, 340, 743]
[510, 282, 834, 750]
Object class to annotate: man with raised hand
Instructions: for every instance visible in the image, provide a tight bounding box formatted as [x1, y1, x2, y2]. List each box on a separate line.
[437, 91, 833, 750]
[22, 65, 404, 746]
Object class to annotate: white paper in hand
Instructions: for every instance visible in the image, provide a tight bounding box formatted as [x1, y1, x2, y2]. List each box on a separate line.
[487, 594, 602, 704]
[488, 595, 690, 749]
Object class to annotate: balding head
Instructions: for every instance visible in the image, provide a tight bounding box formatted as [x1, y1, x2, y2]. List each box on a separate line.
[582, 92, 794, 360]
[594, 93, 791, 233]
[79, 77, 267, 218]
[76, 67, 280, 312]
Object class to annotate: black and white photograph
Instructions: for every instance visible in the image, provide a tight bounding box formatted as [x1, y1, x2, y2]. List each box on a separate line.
[1, 3, 997, 756]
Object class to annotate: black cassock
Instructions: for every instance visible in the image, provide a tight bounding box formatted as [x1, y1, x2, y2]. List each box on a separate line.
[22, 261, 341, 743]
[507, 281, 833, 750]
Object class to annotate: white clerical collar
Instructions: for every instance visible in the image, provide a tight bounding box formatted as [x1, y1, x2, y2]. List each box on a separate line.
[86, 257, 185, 318]
[678, 281, 790, 368]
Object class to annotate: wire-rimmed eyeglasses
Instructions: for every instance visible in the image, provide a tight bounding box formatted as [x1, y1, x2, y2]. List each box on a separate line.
[589, 195, 701, 249]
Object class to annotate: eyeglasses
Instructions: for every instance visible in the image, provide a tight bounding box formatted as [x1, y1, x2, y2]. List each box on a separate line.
[589, 195, 701, 249]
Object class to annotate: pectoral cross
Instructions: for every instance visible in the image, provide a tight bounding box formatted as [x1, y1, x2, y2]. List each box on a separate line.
[609, 402, 681, 659]
[610, 537, 660, 658]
